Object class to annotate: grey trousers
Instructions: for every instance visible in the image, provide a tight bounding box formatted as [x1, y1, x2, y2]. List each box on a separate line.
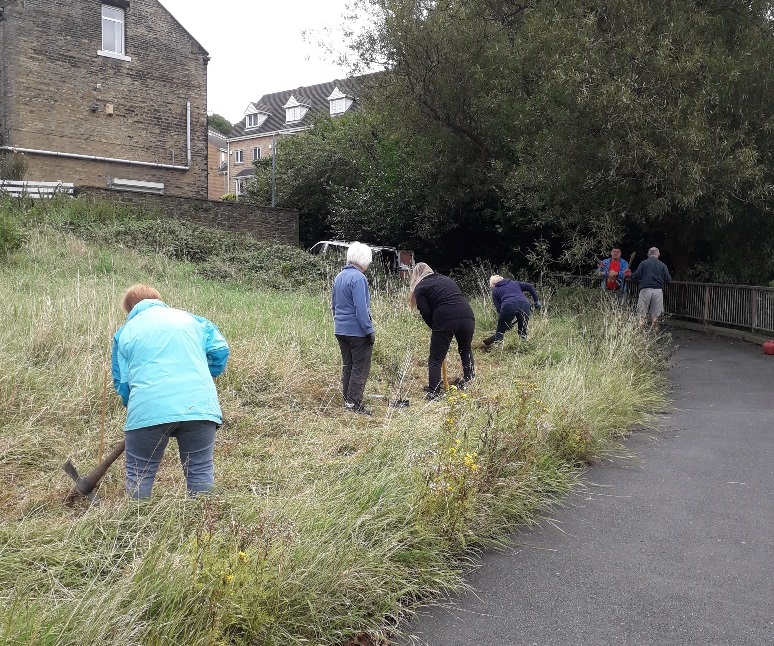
[336, 334, 373, 407]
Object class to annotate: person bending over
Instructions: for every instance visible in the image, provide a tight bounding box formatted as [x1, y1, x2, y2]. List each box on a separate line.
[409, 263, 475, 398]
[112, 284, 230, 499]
[482, 275, 541, 349]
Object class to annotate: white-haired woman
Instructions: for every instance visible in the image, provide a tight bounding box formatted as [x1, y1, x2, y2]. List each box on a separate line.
[482, 275, 540, 348]
[332, 242, 375, 415]
[409, 262, 475, 397]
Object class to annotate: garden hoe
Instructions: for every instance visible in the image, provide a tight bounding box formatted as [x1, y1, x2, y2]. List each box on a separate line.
[62, 439, 125, 504]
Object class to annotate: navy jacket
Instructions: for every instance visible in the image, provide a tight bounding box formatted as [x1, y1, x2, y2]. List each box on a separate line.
[492, 279, 538, 313]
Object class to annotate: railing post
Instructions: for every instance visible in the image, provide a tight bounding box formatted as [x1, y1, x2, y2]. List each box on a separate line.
[751, 287, 758, 332]
[703, 285, 710, 327]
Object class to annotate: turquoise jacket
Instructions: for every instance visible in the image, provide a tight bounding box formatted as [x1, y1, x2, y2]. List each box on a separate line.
[111, 300, 229, 431]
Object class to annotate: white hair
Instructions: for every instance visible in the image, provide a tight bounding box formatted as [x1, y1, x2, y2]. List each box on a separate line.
[648, 247, 660, 258]
[489, 274, 505, 289]
[347, 242, 372, 269]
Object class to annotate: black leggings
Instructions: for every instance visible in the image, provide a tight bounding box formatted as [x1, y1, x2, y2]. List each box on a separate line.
[428, 318, 475, 391]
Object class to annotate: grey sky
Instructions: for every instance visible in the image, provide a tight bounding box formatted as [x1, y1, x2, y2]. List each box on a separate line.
[157, 0, 355, 124]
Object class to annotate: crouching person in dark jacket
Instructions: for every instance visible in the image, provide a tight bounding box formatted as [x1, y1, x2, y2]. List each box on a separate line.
[332, 242, 375, 416]
[409, 263, 476, 398]
[482, 275, 541, 348]
[112, 284, 230, 499]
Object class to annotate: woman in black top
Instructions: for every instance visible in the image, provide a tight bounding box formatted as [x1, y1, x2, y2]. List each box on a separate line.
[409, 263, 476, 397]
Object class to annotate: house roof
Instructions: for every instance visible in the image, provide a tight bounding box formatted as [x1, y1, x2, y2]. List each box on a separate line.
[208, 129, 227, 148]
[234, 167, 256, 178]
[227, 74, 377, 140]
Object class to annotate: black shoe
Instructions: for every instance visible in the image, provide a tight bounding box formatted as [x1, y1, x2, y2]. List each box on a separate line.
[482, 335, 497, 347]
[423, 387, 443, 401]
[452, 377, 474, 390]
[344, 402, 373, 416]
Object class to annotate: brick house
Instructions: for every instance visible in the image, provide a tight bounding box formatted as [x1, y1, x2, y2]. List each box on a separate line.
[207, 128, 228, 200]
[0, 0, 209, 198]
[225, 76, 370, 197]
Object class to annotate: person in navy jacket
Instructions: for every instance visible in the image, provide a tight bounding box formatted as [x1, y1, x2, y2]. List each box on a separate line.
[112, 284, 229, 498]
[482, 275, 541, 348]
[409, 263, 476, 397]
[331, 242, 375, 415]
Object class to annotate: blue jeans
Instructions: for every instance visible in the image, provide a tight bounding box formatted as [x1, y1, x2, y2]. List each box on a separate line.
[125, 420, 216, 499]
[495, 301, 531, 341]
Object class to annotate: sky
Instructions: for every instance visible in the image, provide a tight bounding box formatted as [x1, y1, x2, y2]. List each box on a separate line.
[157, 0, 358, 124]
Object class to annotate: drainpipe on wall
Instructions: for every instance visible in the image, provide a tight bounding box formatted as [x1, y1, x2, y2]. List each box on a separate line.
[187, 100, 191, 166]
[1, 99, 194, 171]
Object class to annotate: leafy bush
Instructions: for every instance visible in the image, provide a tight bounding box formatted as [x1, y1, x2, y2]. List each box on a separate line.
[0, 151, 28, 180]
[48, 198, 330, 290]
[221, 193, 237, 202]
[0, 206, 27, 257]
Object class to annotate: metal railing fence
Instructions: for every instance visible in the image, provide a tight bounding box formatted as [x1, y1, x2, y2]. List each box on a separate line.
[545, 273, 774, 336]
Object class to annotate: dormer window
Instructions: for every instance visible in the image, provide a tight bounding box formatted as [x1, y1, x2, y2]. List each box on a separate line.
[243, 103, 269, 129]
[330, 98, 345, 114]
[327, 87, 352, 116]
[284, 95, 309, 123]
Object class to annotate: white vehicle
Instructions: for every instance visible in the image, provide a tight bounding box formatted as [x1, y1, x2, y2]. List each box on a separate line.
[308, 240, 415, 276]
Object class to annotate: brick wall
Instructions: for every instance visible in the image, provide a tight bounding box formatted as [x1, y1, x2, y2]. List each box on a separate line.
[78, 187, 299, 246]
[228, 133, 284, 194]
[0, 0, 208, 198]
[0, 18, 4, 146]
[208, 139, 228, 200]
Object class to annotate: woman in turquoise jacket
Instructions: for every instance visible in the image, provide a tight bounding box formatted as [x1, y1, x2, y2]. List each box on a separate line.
[111, 284, 229, 498]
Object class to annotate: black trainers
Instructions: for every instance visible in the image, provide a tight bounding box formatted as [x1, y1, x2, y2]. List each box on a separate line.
[423, 387, 444, 401]
[344, 402, 373, 416]
[452, 377, 475, 390]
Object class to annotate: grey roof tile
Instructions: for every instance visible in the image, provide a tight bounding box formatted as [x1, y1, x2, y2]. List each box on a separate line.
[226, 73, 378, 140]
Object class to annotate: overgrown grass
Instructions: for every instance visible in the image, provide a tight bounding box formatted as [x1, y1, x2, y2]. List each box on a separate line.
[0, 198, 669, 645]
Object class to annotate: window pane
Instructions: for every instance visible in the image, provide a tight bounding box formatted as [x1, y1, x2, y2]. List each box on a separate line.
[102, 5, 123, 21]
[102, 6, 125, 54]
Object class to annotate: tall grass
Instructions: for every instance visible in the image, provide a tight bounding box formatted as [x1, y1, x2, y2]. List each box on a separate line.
[0, 199, 669, 645]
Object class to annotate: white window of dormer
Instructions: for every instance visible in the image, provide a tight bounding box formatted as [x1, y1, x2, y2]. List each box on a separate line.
[246, 114, 259, 128]
[286, 106, 302, 122]
[330, 98, 346, 115]
[99, 5, 130, 61]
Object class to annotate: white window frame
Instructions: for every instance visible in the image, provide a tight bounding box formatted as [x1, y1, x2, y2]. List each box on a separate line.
[220, 150, 227, 165]
[330, 98, 346, 115]
[235, 179, 246, 196]
[286, 106, 302, 123]
[253, 147, 261, 161]
[234, 149, 244, 164]
[98, 5, 131, 62]
[246, 114, 259, 128]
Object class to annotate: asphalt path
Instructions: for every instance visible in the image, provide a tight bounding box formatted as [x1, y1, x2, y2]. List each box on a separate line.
[401, 329, 774, 646]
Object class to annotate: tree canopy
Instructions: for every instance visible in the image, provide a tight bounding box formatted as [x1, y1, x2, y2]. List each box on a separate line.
[207, 113, 233, 137]
[247, 0, 774, 282]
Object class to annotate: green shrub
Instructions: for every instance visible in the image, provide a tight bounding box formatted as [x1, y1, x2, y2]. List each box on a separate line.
[0, 208, 27, 257]
[0, 151, 28, 180]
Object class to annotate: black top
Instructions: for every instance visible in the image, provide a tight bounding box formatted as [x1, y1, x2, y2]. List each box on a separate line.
[414, 274, 475, 331]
